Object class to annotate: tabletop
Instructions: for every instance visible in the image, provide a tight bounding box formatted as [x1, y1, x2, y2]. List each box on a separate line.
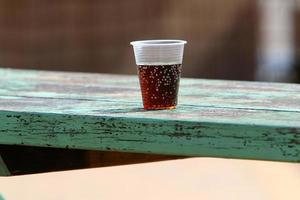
[0, 68, 299, 162]
[0, 158, 299, 200]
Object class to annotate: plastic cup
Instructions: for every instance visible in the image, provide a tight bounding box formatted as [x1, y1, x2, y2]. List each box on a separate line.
[130, 40, 187, 110]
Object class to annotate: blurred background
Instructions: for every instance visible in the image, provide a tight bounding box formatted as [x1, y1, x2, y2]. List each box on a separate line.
[0, 0, 300, 82]
[1, 0, 300, 174]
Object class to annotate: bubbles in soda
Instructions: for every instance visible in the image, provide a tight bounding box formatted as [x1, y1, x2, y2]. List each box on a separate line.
[137, 64, 182, 110]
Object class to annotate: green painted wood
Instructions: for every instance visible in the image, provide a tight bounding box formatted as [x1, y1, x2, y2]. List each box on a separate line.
[1, 68, 300, 112]
[0, 68, 299, 162]
[0, 154, 10, 176]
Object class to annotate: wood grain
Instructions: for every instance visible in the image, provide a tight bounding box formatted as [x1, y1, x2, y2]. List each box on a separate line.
[0, 68, 299, 162]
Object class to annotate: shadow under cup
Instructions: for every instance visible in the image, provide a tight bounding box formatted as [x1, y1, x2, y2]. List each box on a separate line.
[131, 40, 187, 110]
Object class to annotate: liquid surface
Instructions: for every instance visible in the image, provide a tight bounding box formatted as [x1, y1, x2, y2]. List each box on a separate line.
[137, 64, 182, 110]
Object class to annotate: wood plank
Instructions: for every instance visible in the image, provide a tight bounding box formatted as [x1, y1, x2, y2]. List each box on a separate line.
[0, 98, 299, 162]
[0, 68, 299, 162]
[1, 68, 300, 112]
[0, 154, 10, 176]
[0, 95, 299, 127]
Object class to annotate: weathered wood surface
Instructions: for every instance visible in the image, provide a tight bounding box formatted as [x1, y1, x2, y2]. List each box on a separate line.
[0, 68, 299, 162]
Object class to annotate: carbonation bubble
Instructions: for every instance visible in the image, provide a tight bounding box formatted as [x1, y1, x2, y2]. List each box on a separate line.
[137, 64, 182, 110]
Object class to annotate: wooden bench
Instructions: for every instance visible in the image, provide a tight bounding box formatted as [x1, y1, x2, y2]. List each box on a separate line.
[0, 68, 299, 176]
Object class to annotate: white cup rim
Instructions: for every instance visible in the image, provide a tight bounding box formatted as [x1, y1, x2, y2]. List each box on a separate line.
[130, 39, 187, 46]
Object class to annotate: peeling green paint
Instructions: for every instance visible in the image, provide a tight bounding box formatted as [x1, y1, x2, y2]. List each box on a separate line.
[0, 68, 299, 170]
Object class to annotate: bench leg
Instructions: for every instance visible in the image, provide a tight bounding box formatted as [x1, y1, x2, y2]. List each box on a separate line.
[0, 154, 10, 176]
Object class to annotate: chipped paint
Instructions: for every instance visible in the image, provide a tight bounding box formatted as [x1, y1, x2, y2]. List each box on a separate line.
[0, 67, 299, 177]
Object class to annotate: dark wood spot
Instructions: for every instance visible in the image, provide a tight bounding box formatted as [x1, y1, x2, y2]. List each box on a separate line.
[289, 139, 300, 145]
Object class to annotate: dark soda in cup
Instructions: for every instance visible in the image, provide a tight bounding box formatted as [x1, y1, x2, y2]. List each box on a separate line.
[131, 40, 187, 110]
[138, 64, 181, 110]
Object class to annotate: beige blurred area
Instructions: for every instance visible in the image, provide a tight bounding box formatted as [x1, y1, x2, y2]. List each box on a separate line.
[0, 158, 300, 200]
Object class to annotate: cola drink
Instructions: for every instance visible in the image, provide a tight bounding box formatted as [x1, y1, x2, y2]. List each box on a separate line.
[138, 64, 182, 110]
[131, 39, 187, 110]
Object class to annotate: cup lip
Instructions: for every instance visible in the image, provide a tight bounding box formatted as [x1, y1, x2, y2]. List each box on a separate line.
[130, 39, 187, 46]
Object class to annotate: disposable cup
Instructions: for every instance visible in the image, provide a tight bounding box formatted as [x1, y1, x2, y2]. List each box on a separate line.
[130, 40, 187, 110]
